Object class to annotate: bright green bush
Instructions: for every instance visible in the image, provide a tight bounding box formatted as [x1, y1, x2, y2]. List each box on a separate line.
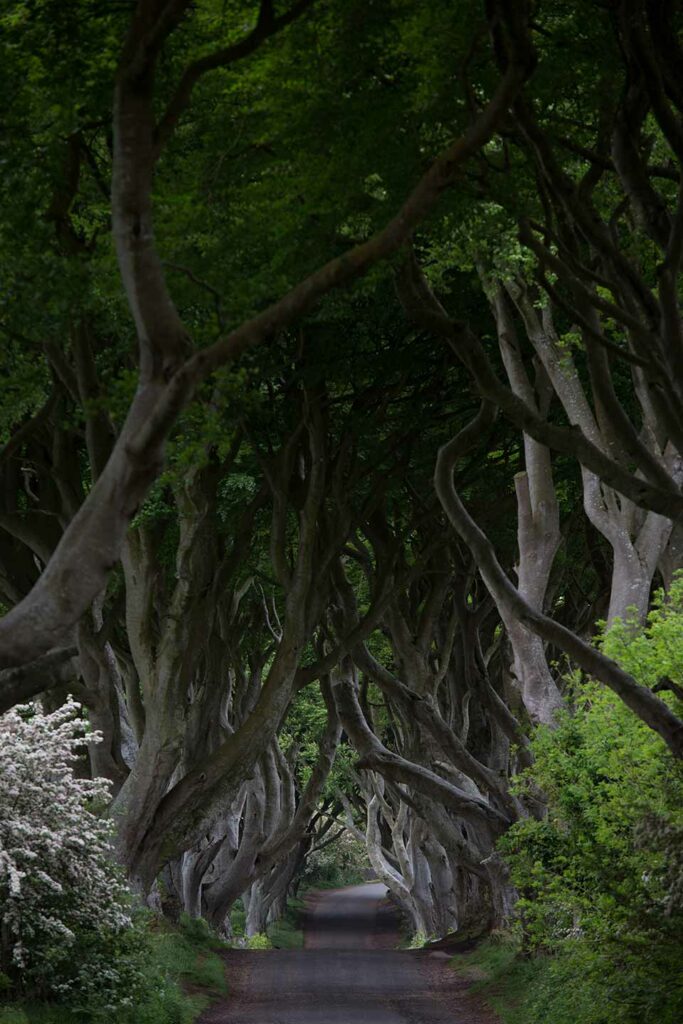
[599, 573, 683, 688]
[406, 930, 429, 949]
[498, 580, 683, 1024]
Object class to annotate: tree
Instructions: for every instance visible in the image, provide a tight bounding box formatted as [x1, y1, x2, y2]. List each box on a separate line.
[0, 0, 534, 673]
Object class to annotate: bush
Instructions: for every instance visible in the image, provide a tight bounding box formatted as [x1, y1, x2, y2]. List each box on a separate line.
[406, 930, 428, 949]
[497, 582, 683, 1024]
[0, 915, 228, 1024]
[0, 701, 144, 1009]
[454, 937, 626, 1024]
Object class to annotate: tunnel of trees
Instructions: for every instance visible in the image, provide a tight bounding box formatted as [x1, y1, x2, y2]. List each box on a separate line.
[1, 1, 682, 1021]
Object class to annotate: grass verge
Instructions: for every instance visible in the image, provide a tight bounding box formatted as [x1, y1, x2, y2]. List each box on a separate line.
[449, 935, 681, 1024]
[450, 936, 539, 1023]
[267, 896, 306, 950]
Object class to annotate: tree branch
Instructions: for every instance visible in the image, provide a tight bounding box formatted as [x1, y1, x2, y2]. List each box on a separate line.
[0, 646, 78, 712]
[434, 408, 683, 758]
[153, 0, 317, 155]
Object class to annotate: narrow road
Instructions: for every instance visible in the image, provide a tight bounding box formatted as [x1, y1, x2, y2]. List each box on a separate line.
[200, 883, 497, 1024]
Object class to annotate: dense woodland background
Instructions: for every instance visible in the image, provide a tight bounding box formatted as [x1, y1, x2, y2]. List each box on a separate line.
[0, 2, 682, 1022]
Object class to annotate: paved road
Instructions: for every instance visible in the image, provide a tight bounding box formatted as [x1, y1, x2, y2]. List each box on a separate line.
[200, 883, 496, 1024]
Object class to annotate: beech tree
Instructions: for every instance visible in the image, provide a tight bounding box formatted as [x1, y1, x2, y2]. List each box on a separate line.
[0, 0, 533, 673]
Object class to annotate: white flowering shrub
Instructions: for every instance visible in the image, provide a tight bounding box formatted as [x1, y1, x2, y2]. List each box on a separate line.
[0, 701, 145, 1009]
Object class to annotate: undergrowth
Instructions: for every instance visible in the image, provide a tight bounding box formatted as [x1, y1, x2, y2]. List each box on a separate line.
[267, 897, 306, 950]
[452, 934, 683, 1024]
[0, 914, 228, 1024]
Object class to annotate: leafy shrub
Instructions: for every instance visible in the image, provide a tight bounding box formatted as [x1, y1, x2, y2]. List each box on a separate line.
[498, 582, 683, 1024]
[246, 932, 272, 949]
[0, 701, 143, 1009]
[454, 937, 629, 1024]
[0, 915, 228, 1024]
[599, 573, 683, 688]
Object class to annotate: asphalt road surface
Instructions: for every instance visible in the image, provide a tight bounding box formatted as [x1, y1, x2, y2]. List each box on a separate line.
[200, 883, 496, 1024]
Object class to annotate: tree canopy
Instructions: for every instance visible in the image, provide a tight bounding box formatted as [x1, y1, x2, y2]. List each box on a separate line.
[1, 2, 682, 1019]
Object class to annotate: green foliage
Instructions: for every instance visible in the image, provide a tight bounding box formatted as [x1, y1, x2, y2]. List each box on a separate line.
[0, 914, 228, 1024]
[267, 898, 305, 951]
[152, 914, 228, 996]
[494, 587, 683, 1024]
[2, 4, 682, 1019]
[228, 900, 246, 941]
[598, 573, 683, 689]
[245, 932, 271, 950]
[452, 937, 625, 1024]
[299, 832, 368, 891]
[406, 930, 429, 950]
[0, 1011, 29, 1024]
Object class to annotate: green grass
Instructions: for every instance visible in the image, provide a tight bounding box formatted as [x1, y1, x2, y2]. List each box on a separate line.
[449, 935, 672, 1024]
[149, 914, 229, 992]
[0, 915, 229, 1024]
[267, 897, 306, 950]
[450, 935, 538, 1023]
[229, 901, 246, 940]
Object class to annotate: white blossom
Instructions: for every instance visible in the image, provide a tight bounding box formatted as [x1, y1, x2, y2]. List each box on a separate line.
[0, 701, 141, 1003]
